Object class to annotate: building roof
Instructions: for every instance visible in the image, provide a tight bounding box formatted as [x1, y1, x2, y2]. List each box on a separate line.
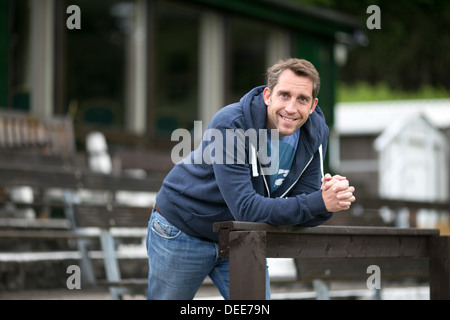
[373, 113, 447, 152]
[335, 99, 450, 135]
[189, 0, 363, 39]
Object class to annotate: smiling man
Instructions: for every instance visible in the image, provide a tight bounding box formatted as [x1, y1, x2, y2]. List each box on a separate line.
[146, 58, 356, 300]
[264, 65, 319, 137]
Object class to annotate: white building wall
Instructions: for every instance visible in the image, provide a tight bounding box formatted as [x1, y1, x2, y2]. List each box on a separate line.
[375, 115, 448, 202]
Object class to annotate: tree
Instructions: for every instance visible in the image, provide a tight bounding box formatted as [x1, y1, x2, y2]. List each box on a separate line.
[294, 0, 450, 92]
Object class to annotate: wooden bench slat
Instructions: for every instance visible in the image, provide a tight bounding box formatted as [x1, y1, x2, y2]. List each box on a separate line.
[0, 164, 162, 192]
[0, 217, 71, 229]
[0, 151, 73, 166]
[0, 229, 95, 239]
[74, 205, 151, 228]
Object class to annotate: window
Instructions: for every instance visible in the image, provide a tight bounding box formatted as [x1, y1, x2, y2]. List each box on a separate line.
[9, 0, 31, 111]
[66, 0, 135, 128]
[227, 17, 269, 103]
[153, 1, 200, 136]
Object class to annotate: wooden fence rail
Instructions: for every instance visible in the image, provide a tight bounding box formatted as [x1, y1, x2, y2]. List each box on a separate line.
[214, 221, 450, 300]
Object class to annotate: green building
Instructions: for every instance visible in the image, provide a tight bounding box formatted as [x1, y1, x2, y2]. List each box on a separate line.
[1, 0, 362, 151]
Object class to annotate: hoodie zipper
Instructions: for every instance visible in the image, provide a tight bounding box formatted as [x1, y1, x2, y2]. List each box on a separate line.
[258, 158, 271, 198]
[279, 154, 314, 198]
[280, 142, 324, 198]
[256, 151, 314, 199]
[252, 144, 322, 199]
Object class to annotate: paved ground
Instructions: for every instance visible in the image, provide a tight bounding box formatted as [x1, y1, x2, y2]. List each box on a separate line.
[0, 282, 430, 300]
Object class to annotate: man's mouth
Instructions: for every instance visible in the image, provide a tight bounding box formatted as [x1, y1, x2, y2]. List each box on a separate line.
[280, 115, 297, 122]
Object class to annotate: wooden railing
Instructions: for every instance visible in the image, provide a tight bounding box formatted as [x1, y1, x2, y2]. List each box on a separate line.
[214, 221, 450, 300]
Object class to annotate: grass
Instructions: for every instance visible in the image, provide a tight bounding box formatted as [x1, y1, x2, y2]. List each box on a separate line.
[337, 82, 450, 103]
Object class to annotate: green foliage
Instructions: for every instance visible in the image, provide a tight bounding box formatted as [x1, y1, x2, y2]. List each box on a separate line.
[289, 0, 450, 92]
[337, 82, 450, 102]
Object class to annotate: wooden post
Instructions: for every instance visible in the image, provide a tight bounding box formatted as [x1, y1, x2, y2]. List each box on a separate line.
[229, 231, 266, 300]
[429, 236, 450, 300]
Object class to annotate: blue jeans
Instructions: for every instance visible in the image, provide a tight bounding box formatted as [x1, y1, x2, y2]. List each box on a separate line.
[146, 209, 270, 300]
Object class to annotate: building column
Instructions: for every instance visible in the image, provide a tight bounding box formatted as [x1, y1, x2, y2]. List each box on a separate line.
[266, 27, 291, 68]
[199, 12, 225, 127]
[30, 0, 55, 117]
[125, 0, 147, 135]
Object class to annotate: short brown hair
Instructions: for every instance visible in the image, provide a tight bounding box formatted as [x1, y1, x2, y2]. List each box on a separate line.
[266, 58, 321, 99]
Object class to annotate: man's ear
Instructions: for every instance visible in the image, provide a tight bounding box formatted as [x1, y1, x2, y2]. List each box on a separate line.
[263, 87, 271, 105]
[310, 98, 319, 114]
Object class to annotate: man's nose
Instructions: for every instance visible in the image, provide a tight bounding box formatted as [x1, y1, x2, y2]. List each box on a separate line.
[284, 99, 297, 113]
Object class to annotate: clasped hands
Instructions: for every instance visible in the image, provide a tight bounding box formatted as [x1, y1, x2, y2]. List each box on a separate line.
[321, 173, 356, 212]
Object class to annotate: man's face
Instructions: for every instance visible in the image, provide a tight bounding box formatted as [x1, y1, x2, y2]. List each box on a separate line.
[264, 69, 318, 137]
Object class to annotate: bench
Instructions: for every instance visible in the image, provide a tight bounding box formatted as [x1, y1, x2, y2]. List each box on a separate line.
[0, 153, 161, 298]
[0, 110, 163, 298]
[213, 221, 450, 300]
[0, 151, 162, 297]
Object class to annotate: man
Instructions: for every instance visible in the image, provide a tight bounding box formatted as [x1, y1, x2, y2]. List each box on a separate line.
[146, 58, 356, 300]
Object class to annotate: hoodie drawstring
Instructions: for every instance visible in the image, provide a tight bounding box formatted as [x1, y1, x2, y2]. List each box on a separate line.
[318, 144, 324, 181]
[250, 144, 259, 177]
[251, 143, 324, 180]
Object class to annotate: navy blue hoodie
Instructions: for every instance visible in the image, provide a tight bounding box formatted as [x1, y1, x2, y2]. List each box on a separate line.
[155, 86, 333, 241]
